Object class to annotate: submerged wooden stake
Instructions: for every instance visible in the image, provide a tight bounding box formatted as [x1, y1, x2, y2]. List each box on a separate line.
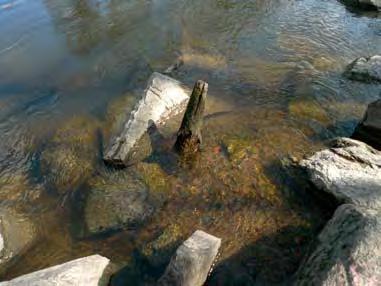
[174, 80, 208, 155]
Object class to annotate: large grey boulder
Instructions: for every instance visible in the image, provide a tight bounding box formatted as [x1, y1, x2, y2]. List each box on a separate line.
[158, 230, 221, 286]
[0, 254, 111, 286]
[300, 137, 381, 210]
[295, 204, 381, 286]
[84, 173, 156, 236]
[344, 55, 381, 83]
[104, 72, 190, 167]
[341, 0, 381, 10]
[352, 99, 381, 150]
[0, 209, 36, 269]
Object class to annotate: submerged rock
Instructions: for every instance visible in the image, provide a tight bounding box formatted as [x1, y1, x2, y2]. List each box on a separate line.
[0, 254, 111, 286]
[300, 137, 381, 210]
[0, 208, 36, 270]
[84, 172, 156, 235]
[352, 99, 381, 150]
[104, 72, 190, 167]
[40, 116, 100, 195]
[288, 100, 331, 126]
[344, 55, 381, 83]
[158, 230, 221, 286]
[0, 172, 42, 203]
[295, 204, 381, 286]
[142, 224, 183, 267]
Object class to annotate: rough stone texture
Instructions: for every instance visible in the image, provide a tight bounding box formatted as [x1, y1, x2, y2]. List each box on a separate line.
[158, 230, 221, 286]
[0, 209, 36, 268]
[300, 137, 381, 210]
[104, 72, 190, 167]
[352, 99, 381, 150]
[295, 204, 381, 286]
[84, 173, 155, 235]
[0, 255, 110, 286]
[341, 0, 381, 9]
[344, 55, 381, 83]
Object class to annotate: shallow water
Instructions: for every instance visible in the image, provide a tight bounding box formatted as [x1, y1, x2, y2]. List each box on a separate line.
[0, 0, 380, 284]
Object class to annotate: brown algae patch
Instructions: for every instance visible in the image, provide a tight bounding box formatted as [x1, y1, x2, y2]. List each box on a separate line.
[0, 169, 45, 208]
[234, 57, 297, 89]
[180, 50, 228, 71]
[134, 162, 172, 198]
[40, 116, 101, 195]
[132, 108, 322, 283]
[289, 100, 331, 126]
[141, 223, 183, 267]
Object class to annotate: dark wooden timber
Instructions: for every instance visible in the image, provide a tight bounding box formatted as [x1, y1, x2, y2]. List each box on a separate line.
[174, 80, 208, 155]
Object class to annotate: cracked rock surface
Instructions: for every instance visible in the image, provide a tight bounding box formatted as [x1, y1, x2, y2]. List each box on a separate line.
[300, 137, 381, 210]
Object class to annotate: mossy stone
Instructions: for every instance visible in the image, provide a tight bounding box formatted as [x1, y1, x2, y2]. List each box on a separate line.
[40, 116, 100, 195]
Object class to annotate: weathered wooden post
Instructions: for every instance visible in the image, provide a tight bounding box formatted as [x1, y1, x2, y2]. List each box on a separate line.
[174, 80, 208, 155]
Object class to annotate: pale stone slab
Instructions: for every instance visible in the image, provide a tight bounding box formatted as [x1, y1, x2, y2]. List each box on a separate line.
[158, 230, 221, 286]
[300, 137, 381, 210]
[104, 72, 190, 166]
[0, 255, 110, 286]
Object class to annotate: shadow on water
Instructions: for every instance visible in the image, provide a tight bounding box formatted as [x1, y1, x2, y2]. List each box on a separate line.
[204, 159, 339, 286]
[206, 225, 315, 286]
[143, 121, 179, 175]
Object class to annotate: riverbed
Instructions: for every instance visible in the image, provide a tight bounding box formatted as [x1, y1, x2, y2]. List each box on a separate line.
[0, 0, 380, 284]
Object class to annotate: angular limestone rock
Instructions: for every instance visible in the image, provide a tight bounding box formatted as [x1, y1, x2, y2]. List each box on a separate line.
[300, 137, 381, 210]
[344, 55, 381, 83]
[352, 99, 381, 150]
[295, 204, 381, 286]
[158, 230, 221, 286]
[104, 72, 190, 167]
[0, 255, 110, 286]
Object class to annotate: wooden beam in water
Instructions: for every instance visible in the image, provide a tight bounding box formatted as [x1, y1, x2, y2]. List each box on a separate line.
[174, 80, 208, 155]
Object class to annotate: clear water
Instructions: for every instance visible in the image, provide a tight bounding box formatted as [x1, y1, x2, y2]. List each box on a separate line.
[0, 0, 380, 284]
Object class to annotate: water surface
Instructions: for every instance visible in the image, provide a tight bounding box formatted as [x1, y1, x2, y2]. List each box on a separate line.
[0, 0, 380, 284]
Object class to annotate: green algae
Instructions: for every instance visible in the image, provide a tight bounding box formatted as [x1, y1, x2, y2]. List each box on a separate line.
[84, 171, 153, 236]
[40, 116, 101, 195]
[134, 162, 172, 199]
[289, 99, 331, 126]
[0, 172, 43, 205]
[141, 223, 183, 266]
[222, 136, 257, 165]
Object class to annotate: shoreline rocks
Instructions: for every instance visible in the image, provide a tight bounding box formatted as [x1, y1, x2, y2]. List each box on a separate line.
[297, 137, 381, 285]
[341, 0, 381, 10]
[300, 137, 381, 210]
[295, 204, 381, 285]
[344, 55, 381, 83]
[104, 72, 190, 167]
[352, 99, 381, 150]
[0, 255, 111, 286]
[158, 230, 221, 286]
